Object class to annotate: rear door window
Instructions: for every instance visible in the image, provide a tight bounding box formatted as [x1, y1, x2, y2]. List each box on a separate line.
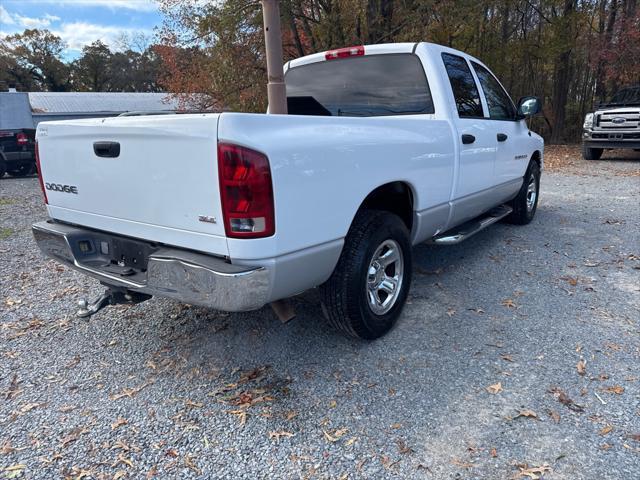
[285, 53, 434, 117]
[471, 62, 516, 120]
[441, 53, 484, 118]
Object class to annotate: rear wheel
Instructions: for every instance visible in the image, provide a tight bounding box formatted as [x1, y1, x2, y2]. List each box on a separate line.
[321, 210, 412, 340]
[505, 160, 540, 225]
[582, 145, 603, 160]
[7, 163, 34, 177]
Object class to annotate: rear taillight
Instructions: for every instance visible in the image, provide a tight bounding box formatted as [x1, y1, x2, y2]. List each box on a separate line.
[325, 45, 365, 60]
[16, 132, 28, 145]
[35, 142, 48, 204]
[217, 142, 274, 238]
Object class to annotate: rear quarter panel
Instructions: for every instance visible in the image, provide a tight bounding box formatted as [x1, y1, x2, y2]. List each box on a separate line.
[218, 112, 455, 262]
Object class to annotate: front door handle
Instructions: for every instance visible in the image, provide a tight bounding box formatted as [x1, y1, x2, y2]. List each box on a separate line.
[461, 134, 475, 145]
[497, 133, 508, 142]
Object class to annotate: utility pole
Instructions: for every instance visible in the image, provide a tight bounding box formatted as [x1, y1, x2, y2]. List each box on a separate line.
[261, 0, 287, 114]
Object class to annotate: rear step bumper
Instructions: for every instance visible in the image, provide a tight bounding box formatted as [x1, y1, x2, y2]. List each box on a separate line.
[32, 221, 270, 312]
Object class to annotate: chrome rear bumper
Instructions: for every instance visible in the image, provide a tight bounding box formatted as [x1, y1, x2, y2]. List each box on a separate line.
[32, 221, 270, 311]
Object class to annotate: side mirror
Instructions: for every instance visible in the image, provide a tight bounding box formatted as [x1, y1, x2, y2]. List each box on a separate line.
[516, 96, 542, 118]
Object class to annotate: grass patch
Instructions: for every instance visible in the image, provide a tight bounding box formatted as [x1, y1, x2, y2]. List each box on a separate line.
[0, 198, 15, 206]
[0, 227, 13, 239]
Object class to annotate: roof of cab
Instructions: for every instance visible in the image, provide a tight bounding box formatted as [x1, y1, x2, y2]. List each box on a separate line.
[287, 42, 417, 70]
[285, 42, 480, 71]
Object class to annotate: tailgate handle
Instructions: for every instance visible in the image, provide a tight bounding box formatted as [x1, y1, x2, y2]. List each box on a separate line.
[93, 141, 120, 158]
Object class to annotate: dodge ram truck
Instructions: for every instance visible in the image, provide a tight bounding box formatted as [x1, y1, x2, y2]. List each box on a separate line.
[582, 85, 640, 160]
[32, 42, 543, 340]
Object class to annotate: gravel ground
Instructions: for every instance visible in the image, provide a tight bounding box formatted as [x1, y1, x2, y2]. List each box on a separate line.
[1, 147, 639, 480]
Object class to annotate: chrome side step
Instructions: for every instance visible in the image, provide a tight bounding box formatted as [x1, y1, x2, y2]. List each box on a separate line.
[431, 205, 513, 245]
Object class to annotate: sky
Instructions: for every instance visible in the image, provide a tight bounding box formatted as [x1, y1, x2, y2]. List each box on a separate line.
[0, 0, 162, 59]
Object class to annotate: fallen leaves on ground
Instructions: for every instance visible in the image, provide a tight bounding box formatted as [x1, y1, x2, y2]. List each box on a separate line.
[109, 381, 152, 400]
[112, 453, 134, 468]
[549, 387, 584, 413]
[227, 409, 247, 425]
[3, 464, 26, 478]
[184, 454, 201, 475]
[501, 299, 517, 308]
[380, 454, 400, 470]
[602, 385, 624, 395]
[451, 458, 474, 469]
[599, 425, 613, 436]
[17, 402, 42, 415]
[512, 463, 552, 479]
[268, 430, 294, 442]
[576, 359, 586, 376]
[61, 426, 89, 448]
[323, 428, 348, 443]
[345, 437, 358, 447]
[111, 417, 128, 431]
[396, 438, 414, 454]
[486, 382, 503, 394]
[560, 276, 578, 286]
[547, 410, 561, 423]
[514, 409, 539, 420]
[4, 374, 21, 400]
[284, 410, 298, 421]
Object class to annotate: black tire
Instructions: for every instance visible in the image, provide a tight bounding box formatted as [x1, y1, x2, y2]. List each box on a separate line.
[505, 161, 540, 225]
[582, 145, 603, 160]
[7, 163, 34, 177]
[0, 159, 6, 178]
[321, 210, 412, 340]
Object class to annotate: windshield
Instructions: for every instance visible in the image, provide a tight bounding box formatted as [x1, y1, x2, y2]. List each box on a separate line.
[607, 86, 640, 106]
[285, 53, 434, 117]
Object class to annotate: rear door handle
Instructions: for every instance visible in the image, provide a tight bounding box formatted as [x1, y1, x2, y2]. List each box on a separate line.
[461, 134, 475, 145]
[93, 141, 120, 158]
[497, 133, 508, 142]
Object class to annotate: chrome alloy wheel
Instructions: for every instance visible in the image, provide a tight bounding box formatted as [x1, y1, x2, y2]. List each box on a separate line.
[526, 173, 537, 213]
[366, 239, 404, 315]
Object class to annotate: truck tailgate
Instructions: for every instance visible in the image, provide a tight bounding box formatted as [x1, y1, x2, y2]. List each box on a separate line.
[36, 114, 229, 256]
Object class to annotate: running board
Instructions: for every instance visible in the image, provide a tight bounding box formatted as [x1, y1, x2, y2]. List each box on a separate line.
[431, 205, 513, 245]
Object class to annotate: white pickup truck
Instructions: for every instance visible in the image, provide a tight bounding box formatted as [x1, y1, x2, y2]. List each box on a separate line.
[582, 85, 640, 160]
[33, 42, 543, 339]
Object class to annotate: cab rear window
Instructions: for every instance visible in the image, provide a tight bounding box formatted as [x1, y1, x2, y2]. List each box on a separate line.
[285, 53, 434, 117]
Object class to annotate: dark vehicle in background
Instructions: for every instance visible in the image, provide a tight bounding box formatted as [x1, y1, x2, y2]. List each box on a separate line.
[582, 85, 640, 160]
[0, 128, 36, 178]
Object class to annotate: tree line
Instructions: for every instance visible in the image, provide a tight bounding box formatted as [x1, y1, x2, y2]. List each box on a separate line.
[157, 0, 639, 143]
[0, 29, 163, 94]
[2, 1, 638, 143]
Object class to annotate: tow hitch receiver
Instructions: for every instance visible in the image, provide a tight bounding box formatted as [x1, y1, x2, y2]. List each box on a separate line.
[77, 288, 152, 319]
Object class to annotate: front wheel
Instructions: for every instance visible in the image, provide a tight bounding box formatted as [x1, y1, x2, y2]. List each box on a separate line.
[321, 210, 412, 340]
[505, 160, 540, 225]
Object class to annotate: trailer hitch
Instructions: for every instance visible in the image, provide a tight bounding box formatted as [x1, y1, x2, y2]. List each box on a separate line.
[77, 288, 151, 319]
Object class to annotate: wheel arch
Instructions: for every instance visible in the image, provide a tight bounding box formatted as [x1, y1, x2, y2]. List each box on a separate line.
[355, 181, 415, 232]
[531, 149, 542, 169]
